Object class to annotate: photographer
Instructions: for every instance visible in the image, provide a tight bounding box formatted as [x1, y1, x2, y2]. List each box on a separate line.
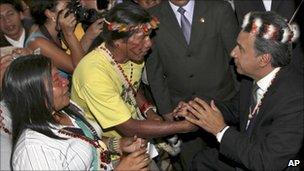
[25, 0, 84, 78]
[61, 0, 107, 54]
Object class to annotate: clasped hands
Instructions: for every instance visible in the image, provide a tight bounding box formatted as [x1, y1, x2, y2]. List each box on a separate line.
[173, 98, 227, 136]
[116, 136, 151, 171]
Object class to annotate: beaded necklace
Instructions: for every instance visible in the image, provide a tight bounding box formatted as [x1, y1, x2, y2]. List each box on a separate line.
[58, 116, 111, 170]
[246, 68, 281, 129]
[99, 45, 145, 120]
[0, 107, 12, 136]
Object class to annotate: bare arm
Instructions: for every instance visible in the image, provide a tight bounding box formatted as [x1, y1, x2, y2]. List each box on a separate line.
[80, 19, 103, 52]
[115, 118, 196, 139]
[27, 38, 78, 73]
[59, 9, 84, 69]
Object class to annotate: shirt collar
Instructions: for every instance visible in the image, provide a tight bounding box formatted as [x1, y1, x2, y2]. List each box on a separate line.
[4, 28, 25, 48]
[262, 0, 272, 11]
[169, 0, 195, 24]
[257, 67, 280, 92]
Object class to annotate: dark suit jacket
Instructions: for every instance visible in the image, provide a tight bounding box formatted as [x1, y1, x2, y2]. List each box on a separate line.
[218, 67, 304, 170]
[234, 0, 295, 24]
[146, 0, 239, 114]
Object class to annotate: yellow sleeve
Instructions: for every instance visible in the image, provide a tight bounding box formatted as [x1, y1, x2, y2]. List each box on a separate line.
[80, 69, 132, 129]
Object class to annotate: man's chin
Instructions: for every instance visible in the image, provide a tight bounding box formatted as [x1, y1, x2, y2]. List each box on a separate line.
[236, 68, 244, 75]
[131, 57, 145, 64]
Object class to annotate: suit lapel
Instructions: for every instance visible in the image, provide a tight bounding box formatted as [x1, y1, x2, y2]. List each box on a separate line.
[160, 1, 188, 48]
[241, 83, 253, 131]
[271, 0, 280, 12]
[189, 0, 208, 48]
[245, 70, 282, 134]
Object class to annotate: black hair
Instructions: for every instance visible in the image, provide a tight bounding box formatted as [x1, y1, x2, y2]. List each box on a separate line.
[102, 2, 152, 46]
[2, 55, 59, 145]
[2, 55, 99, 148]
[29, 0, 58, 25]
[242, 11, 293, 67]
[0, 0, 23, 12]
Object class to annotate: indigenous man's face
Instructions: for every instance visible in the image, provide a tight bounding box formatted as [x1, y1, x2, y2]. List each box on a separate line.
[125, 30, 152, 62]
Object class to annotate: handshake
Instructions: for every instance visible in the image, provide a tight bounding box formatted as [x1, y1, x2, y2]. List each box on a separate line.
[171, 98, 227, 136]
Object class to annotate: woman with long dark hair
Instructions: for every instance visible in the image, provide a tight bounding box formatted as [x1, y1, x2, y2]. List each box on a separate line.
[2, 54, 150, 170]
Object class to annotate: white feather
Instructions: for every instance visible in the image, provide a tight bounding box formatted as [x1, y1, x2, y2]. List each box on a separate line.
[263, 25, 275, 40]
[281, 27, 290, 43]
[290, 24, 300, 42]
[242, 12, 251, 29]
[254, 18, 263, 34]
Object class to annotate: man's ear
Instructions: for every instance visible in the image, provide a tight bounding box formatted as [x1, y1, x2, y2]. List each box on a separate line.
[258, 53, 272, 67]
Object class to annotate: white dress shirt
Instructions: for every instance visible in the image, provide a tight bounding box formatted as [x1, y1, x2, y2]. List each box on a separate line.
[256, 67, 280, 104]
[262, 0, 272, 11]
[216, 67, 281, 143]
[4, 28, 25, 48]
[12, 115, 112, 170]
[169, 0, 195, 26]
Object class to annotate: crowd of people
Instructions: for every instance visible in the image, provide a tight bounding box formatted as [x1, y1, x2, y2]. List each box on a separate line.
[1, 0, 303, 171]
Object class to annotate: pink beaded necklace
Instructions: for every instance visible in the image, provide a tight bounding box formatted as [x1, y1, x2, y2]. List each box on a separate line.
[99, 44, 145, 120]
[246, 68, 281, 129]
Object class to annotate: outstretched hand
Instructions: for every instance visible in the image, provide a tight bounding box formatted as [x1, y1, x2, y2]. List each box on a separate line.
[185, 98, 227, 135]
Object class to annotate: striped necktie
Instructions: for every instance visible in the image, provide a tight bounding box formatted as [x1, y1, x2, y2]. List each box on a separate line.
[177, 7, 191, 44]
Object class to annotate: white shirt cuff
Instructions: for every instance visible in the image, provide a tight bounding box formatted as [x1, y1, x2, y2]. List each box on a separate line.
[216, 126, 230, 143]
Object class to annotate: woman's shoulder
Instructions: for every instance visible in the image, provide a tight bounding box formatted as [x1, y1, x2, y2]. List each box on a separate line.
[25, 30, 48, 47]
[15, 129, 58, 148]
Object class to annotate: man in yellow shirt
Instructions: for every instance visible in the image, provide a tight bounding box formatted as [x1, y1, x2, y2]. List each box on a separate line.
[72, 3, 196, 139]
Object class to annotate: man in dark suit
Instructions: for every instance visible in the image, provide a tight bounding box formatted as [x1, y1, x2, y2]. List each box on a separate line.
[233, 0, 303, 75]
[182, 11, 303, 170]
[145, 0, 238, 169]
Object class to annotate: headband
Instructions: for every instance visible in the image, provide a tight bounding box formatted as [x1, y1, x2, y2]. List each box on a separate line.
[242, 12, 300, 43]
[104, 16, 160, 33]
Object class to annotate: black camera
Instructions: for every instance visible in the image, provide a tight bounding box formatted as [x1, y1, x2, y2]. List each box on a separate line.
[66, 0, 107, 25]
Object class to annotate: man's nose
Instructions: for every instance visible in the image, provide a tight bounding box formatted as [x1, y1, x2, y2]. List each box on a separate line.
[230, 47, 237, 58]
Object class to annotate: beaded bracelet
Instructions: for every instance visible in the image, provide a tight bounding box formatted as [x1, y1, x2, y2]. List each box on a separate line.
[143, 106, 157, 118]
[108, 137, 121, 154]
[140, 101, 157, 118]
